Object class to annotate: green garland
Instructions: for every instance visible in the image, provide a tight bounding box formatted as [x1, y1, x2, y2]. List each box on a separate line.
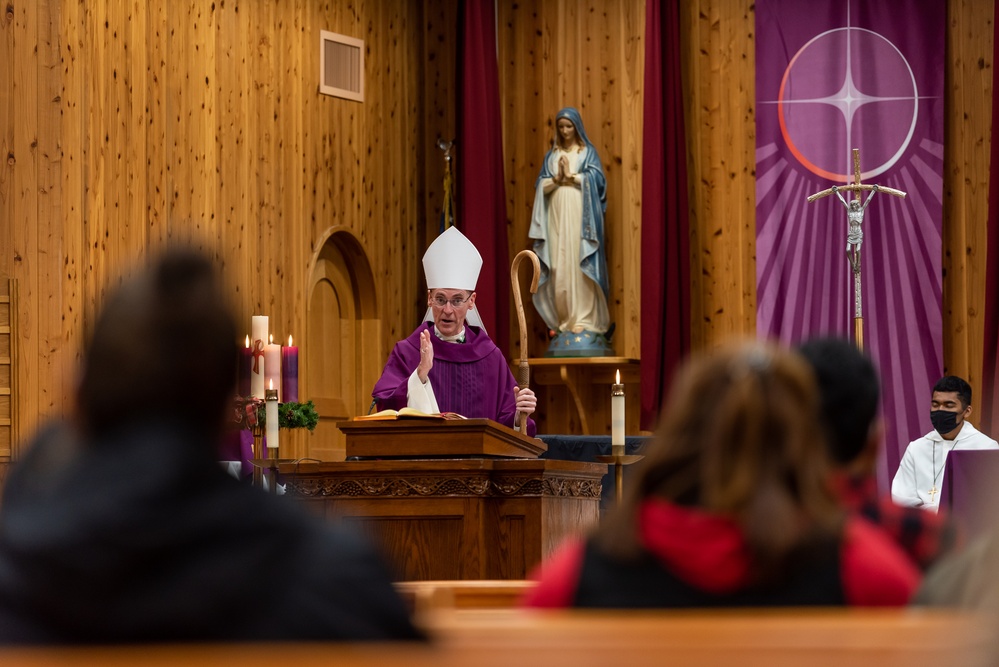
[233, 397, 320, 431]
[275, 400, 320, 431]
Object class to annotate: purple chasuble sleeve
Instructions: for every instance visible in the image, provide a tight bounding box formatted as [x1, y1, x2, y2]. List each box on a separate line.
[372, 323, 536, 436]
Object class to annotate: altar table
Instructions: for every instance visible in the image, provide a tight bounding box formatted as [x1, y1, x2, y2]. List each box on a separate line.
[279, 457, 605, 581]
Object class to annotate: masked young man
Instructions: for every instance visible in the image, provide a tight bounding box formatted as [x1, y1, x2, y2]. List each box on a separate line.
[892, 376, 999, 512]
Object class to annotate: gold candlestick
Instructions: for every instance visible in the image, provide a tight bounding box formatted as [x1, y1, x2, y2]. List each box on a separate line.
[250, 424, 264, 488]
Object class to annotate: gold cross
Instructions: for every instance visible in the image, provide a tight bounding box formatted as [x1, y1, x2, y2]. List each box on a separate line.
[928, 486, 937, 502]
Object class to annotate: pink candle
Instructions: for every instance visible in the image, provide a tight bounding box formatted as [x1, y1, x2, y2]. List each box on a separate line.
[282, 335, 299, 403]
[237, 335, 253, 397]
[264, 334, 282, 402]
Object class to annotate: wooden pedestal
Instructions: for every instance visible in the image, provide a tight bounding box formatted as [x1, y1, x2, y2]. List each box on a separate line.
[280, 458, 605, 581]
[527, 357, 641, 435]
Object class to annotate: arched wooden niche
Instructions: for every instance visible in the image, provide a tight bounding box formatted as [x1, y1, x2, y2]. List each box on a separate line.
[305, 229, 381, 461]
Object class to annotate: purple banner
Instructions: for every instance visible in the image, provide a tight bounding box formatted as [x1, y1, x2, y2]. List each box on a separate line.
[755, 0, 945, 488]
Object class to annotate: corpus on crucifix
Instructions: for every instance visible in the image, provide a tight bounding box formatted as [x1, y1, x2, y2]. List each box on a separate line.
[807, 149, 906, 351]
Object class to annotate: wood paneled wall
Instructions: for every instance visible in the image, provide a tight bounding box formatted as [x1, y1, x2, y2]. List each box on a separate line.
[1, 0, 995, 455]
[680, 1, 758, 349]
[943, 0, 995, 403]
[1, 0, 456, 452]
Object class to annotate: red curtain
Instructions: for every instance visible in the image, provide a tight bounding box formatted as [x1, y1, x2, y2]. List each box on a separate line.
[640, 0, 690, 430]
[980, 1, 999, 434]
[457, 0, 510, 353]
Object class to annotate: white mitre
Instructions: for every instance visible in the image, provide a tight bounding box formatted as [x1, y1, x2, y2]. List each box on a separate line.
[422, 226, 485, 330]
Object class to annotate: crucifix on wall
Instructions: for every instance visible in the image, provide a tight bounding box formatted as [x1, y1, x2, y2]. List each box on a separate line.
[807, 149, 907, 351]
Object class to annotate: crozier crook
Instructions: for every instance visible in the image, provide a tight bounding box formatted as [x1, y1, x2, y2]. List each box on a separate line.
[511, 250, 541, 432]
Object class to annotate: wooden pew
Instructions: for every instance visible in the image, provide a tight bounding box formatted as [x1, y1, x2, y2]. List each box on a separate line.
[416, 607, 995, 667]
[395, 579, 536, 614]
[0, 608, 990, 666]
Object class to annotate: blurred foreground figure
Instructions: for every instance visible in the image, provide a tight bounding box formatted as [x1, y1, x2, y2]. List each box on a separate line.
[798, 337, 956, 571]
[0, 251, 420, 644]
[524, 341, 919, 608]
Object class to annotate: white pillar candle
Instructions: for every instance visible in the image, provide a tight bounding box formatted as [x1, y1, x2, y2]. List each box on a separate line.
[265, 384, 279, 451]
[250, 316, 268, 399]
[611, 369, 625, 457]
[264, 334, 283, 402]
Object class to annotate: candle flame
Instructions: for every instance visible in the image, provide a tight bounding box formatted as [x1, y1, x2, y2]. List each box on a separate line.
[288, 335, 293, 346]
[244, 334, 250, 348]
[269, 333, 273, 344]
[269, 378, 273, 390]
[616, 369, 620, 384]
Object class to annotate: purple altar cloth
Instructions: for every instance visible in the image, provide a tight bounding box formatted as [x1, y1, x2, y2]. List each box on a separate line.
[941, 450, 999, 540]
[218, 429, 254, 480]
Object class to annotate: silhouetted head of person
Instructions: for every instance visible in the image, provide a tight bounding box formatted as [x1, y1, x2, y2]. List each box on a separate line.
[76, 250, 237, 441]
[797, 337, 880, 471]
[600, 339, 840, 583]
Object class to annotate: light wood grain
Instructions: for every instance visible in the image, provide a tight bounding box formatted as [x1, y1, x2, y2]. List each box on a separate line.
[11, 0, 40, 440]
[0, 0, 995, 462]
[0, 609, 987, 667]
[680, 1, 757, 349]
[943, 0, 994, 409]
[1, 0, 445, 460]
[0, 4, 13, 277]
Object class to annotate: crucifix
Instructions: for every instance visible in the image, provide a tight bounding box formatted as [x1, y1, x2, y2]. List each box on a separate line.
[807, 149, 906, 351]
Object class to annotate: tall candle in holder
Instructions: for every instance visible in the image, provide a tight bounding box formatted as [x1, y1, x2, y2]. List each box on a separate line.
[611, 369, 625, 457]
[264, 334, 283, 402]
[265, 383, 279, 452]
[282, 335, 299, 403]
[250, 316, 268, 399]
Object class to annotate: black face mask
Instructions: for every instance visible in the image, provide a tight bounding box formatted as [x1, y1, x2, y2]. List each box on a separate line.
[930, 409, 961, 436]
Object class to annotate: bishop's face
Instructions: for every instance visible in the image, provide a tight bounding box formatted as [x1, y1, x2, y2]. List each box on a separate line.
[428, 289, 476, 337]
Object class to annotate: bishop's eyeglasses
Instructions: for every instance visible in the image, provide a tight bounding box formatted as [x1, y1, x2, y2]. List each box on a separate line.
[432, 294, 472, 309]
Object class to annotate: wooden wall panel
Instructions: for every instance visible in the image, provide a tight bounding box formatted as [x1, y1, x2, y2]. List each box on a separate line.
[498, 0, 645, 361]
[37, 0, 72, 419]
[3, 0, 446, 456]
[2, 0, 995, 457]
[146, 1, 168, 253]
[215, 0, 249, 304]
[11, 0, 40, 443]
[58, 0, 86, 414]
[0, 3, 12, 276]
[943, 0, 994, 409]
[680, 1, 757, 350]
[420, 0, 460, 287]
[0, 280, 15, 459]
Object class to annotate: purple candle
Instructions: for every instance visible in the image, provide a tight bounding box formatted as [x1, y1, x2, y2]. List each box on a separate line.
[237, 335, 252, 397]
[282, 335, 299, 403]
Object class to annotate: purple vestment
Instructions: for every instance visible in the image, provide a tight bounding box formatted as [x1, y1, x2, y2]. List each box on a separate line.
[372, 323, 537, 436]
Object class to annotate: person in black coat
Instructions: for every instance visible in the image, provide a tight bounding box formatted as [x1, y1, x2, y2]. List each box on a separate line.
[0, 250, 422, 644]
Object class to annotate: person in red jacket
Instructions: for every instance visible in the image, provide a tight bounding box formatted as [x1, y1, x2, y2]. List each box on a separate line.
[524, 340, 919, 609]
